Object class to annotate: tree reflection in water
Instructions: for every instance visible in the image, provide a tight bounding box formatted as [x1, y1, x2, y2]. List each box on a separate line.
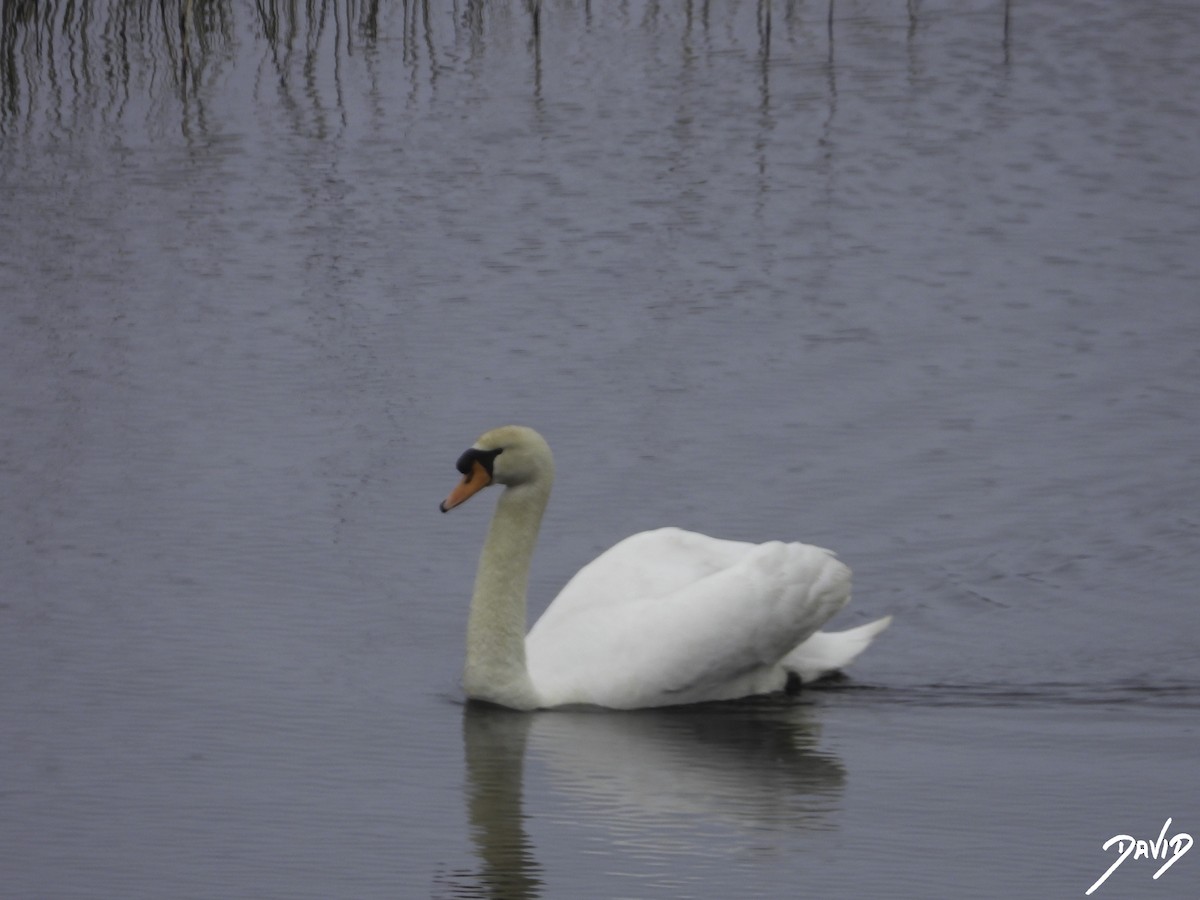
[0, 1, 561, 140]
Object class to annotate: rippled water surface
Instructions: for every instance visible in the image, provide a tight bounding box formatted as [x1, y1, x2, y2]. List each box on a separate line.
[2, 2, 1198, 898]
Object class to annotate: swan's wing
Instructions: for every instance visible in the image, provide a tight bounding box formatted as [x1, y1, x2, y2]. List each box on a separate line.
[526, 529, 851, 708]
[533, 528, 758, 631]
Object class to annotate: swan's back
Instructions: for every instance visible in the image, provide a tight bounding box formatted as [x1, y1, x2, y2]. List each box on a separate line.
[538, 528, 759, 621]
[525, 528, 852, 708]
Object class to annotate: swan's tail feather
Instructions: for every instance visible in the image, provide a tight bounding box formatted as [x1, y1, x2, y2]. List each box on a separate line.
[783, 615, 893, 684]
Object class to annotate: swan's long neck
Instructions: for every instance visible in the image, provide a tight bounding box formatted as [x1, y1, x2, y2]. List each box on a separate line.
[463, 478, 550, 710]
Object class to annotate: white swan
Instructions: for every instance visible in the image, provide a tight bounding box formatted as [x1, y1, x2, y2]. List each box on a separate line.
[440, 425, 891, 710]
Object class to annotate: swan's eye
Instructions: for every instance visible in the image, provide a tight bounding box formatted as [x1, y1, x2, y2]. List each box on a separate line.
[455, 447, 503, 479]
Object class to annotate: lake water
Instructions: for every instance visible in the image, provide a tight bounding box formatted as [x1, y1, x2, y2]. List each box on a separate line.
[2, 1, 1198, 898]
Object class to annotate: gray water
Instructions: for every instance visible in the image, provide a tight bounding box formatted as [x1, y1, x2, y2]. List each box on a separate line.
[2, 2, 1198, 898]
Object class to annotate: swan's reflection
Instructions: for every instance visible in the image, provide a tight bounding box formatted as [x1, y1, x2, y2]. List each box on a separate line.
[455, 705, 542, 899]
[455, 699, 846, 897]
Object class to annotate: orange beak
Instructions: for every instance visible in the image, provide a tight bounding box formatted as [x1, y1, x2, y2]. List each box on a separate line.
[440, 460, 492, 512]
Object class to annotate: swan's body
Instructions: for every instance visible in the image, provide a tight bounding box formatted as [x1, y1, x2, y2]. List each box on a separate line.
[441, 426, 890, 710]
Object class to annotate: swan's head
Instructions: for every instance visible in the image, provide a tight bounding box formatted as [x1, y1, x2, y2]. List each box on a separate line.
[439, 425, 554, 512]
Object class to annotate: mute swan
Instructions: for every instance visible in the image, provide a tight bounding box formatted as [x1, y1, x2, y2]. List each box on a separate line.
[440, 425, 891, 710]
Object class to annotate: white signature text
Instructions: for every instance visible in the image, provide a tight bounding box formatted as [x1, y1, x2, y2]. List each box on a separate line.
[1086, 817, 1192, 895]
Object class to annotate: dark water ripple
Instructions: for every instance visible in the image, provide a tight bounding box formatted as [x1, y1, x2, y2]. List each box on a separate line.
[816, 678, 1200, 711]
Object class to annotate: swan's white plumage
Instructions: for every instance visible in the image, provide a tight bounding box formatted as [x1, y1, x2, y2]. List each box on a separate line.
[443, 426, 890, 710]
[528, 529, 854, 708]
